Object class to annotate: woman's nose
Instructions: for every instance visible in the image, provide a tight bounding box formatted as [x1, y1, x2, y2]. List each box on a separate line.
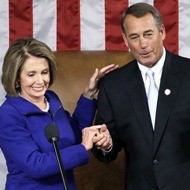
[36, 74, 44, 83]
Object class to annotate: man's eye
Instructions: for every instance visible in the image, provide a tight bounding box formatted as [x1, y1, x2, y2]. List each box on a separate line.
[144, 33, 153, 38]
[130, 36, 138, 40]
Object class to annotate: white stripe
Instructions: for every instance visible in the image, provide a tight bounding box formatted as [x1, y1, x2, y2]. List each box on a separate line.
[0, 1, 9, 188]
[179, 0, 190, 58]
[33, 0, 57, 51]
[0, 3, 9, 189]
[0, 0, 8, 105]
[80, 0, 105, 50]
[0, 150, 6, 189]
[128, 0, 154, 6]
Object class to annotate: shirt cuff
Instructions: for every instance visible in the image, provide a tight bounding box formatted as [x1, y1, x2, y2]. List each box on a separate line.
[101, 145, 113, 156]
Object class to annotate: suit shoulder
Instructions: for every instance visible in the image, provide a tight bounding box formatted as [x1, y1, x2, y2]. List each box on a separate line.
[103, 60, 136, 79]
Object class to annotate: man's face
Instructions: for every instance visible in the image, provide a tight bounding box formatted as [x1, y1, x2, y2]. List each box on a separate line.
[123, 13, 166, 68]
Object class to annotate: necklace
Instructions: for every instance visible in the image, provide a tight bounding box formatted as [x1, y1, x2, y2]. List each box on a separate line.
[18, 93, 50, 112]
[42, 98, 50, 112]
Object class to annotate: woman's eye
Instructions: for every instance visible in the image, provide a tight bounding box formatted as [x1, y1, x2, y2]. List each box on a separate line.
[42, 70, 49, 75]
[27, 73, 35, 77]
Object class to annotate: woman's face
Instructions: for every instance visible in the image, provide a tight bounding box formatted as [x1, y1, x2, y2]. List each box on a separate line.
[19, 55, 50, 102]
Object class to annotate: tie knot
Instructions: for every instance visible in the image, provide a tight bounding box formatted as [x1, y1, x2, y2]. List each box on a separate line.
[146, 69, 154, 80]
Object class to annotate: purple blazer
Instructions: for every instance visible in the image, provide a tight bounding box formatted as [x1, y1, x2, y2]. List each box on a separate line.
[0, 90, 97, 190]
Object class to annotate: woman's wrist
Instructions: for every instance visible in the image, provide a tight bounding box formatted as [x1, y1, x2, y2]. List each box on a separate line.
[83, 87, 97, 100]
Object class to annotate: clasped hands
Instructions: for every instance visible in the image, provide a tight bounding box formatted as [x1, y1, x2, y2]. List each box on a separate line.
[81, 124, 112, 151]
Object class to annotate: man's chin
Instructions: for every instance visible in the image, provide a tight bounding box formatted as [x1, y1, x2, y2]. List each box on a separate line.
[138, 57, 156, 67]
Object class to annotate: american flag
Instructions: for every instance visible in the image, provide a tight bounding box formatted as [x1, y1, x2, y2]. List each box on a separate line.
[1, 0, 190, 102]
[1, 1, 190, 59]
[0, 0, 190, 188]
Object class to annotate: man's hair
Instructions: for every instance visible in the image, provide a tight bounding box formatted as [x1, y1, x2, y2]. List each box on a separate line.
[121, 3, 163, 34]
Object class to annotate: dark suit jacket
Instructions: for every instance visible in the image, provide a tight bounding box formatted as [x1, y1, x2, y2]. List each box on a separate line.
[92, 51, 190, 190]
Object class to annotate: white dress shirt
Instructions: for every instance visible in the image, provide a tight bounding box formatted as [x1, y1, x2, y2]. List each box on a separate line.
[138, 48, 166, 95]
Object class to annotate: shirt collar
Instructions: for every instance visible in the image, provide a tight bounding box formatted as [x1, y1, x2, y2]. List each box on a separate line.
[138, 47, 166, 77]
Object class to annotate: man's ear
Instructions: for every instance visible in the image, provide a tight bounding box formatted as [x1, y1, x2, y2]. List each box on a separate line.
[122, 33, 129, 48]
[160, 24, 166, 41]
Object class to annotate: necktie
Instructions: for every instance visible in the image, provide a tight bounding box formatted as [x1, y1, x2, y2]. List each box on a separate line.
[146, 69, 158, 129]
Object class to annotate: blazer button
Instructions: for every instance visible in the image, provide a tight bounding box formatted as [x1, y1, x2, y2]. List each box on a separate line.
[153, 159, 159, 165]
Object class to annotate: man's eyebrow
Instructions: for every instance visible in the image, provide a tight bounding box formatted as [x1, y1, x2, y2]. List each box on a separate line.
[144, 29, 154, 33]
[128, 29, 154, 38]
[128, 33, 138, 37]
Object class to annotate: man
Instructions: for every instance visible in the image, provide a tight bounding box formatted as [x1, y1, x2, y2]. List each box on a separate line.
[91, 2, 190, 190]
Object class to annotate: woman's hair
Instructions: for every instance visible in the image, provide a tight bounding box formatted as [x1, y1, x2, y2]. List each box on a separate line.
[121, 3, 163, 34]
[1, 37, 57, 96]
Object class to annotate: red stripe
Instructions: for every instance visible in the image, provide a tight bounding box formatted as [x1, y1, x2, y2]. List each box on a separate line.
[154, 0, 179, 54]
[57, 0, 80, 51]
[9, 0, 33, 45]
[105, 0, 128, 50]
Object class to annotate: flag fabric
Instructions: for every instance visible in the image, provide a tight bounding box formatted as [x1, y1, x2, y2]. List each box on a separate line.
[1, 1, 190, 61]
[0, 0, 190, 188]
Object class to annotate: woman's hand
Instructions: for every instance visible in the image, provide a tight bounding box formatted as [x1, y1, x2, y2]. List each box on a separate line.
[92, 124, 113, 151]
[81, 125, 103, 151]
[83, 64, 119, 99]
[81, 124, 112, 151]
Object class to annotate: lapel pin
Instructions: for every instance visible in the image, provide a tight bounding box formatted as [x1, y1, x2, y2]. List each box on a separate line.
[164, 89, 171, 95]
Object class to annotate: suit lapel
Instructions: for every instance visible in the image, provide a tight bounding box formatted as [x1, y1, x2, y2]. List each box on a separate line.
[153, 52, 182, 156]
[125, 61, 154, 145]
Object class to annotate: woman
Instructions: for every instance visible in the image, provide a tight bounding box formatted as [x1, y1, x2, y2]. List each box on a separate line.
[0, 37, 117, 190]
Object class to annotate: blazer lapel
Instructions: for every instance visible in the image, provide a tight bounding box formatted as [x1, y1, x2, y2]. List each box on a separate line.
[153, 52, 182, 156]
[125, 61, 154, 145]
